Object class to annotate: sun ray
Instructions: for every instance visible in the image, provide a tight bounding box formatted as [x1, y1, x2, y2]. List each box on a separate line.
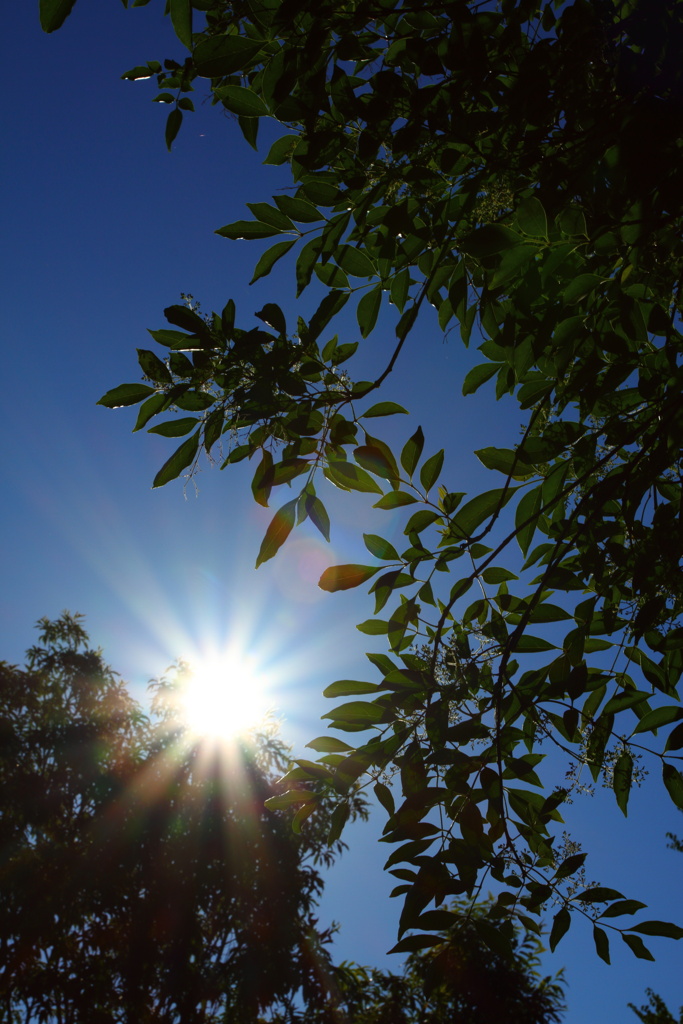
[177, 649, 271, 744]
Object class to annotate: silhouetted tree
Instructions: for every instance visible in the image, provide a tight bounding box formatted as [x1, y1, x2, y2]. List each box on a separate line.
[0, 614, 364, 1023]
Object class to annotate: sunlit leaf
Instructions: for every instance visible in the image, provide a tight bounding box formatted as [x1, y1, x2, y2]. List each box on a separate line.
[318, 564, 380, 592]
[255, 497, 298, 567]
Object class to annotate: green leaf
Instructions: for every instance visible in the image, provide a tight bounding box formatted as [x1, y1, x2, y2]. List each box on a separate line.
[462, 362, 499, 396]
[482, 567, 518, 584]
[148, 417, 198, 437]
[296, 236, 324, 295]
[318, 564, 380, 592]
[374, 781, 395, 815]
[216, 85, 268, 118]
[388, 935, 442, 954]
[357, 285, 382, 338]
[514, 636, 558, 653]
[631, 920, 683, 939]
[335, 245, 375, 277]
[170, 0, 192, 48]
[246, 203, 294, 231]
[148, 328, 196, 348]
[575, 887, 625, 903]
[264, 789, 316, 810]
[98, 383, 155, 408]
[354, 445, 399, 483]
[264, 134, 298, 166]
[292, 799, 319, 833]
[327, 801, 350, 843]
[255, 497, 298, 568]
[40, 0, 78, 32]
[600, 900, 647, 918]
[363, 534, 399, 561]
[613, 749, 633, 816]
[460, 224, 520, 258]
[356, 619, 389, 635]
[475, 447, 534, 480]
[137, 349, 172, 384]
[133, 393, 168, 431]
[305, 736, 354, 753]
[325, 461, 383, 494]
[622, 933, 655, 961]
[323, 680, 380, 697]
[315, 263, 350, 288]
[555, 852, 587, 880]
[549, 907, 571, 951]
[563, 273, 602, 304]
[305, 494, 330, 542]
[593, 925, 610, 964]
[515, 485, 543, 557]
[516, 196, 548, 237]
[363, 402, 408, 418]
[256, 302, 287, 335]
[250, 239, 297, 283]
[321, 701, 386, 727]
[633, 705, 683, 734]
[419, 450, 444, 492]
[663, 763, 683, 809]
[558, 206, 587, 237]
[216, 220, 282, 240]
[450, 487, 518, 539]
[373, 491, 418, 510]
[152, 431, 200, 487]
[405, 510, 442, 535]
[193, 34, 263, 78]
[275, 195, 324, 223]
[174, 391, 214, 411]
[401, 427, 424, 478]
[165, 108, 183, 151]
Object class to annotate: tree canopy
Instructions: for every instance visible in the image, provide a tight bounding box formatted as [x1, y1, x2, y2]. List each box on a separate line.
[44, 0, 683, 966]
[0, 613, 363, 1023]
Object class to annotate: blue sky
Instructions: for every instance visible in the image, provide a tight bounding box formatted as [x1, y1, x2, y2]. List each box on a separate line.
[3, 4, 682, 1020]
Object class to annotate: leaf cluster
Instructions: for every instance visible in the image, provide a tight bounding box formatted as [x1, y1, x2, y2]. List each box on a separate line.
[46, 0, 683, 962]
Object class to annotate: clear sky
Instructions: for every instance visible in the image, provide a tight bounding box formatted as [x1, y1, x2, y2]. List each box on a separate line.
[3, 5, 682, 1021]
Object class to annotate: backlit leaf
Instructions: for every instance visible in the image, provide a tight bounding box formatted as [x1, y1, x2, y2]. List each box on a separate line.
[318, 564, 380, 592]
[152, 431, 200, 487]
[194, 34, 263, 78]
[419, 450, 444, 492]
[98, 383, 155, 408]
[255, 497, 298, 567]
[148, 417, 198, 437]
[363, 402, 409, 418]
[357, 285, 382, 337]
[250, 239, 297, 283]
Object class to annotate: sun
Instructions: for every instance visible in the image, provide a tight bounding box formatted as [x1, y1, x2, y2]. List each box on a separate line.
[179, 650, 270, 742]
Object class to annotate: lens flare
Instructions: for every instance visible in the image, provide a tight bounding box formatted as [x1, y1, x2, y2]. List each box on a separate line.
[179, 651, 270, 742]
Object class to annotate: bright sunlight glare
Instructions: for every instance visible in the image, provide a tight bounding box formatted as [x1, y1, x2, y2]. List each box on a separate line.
[179, 650, 271, 742]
